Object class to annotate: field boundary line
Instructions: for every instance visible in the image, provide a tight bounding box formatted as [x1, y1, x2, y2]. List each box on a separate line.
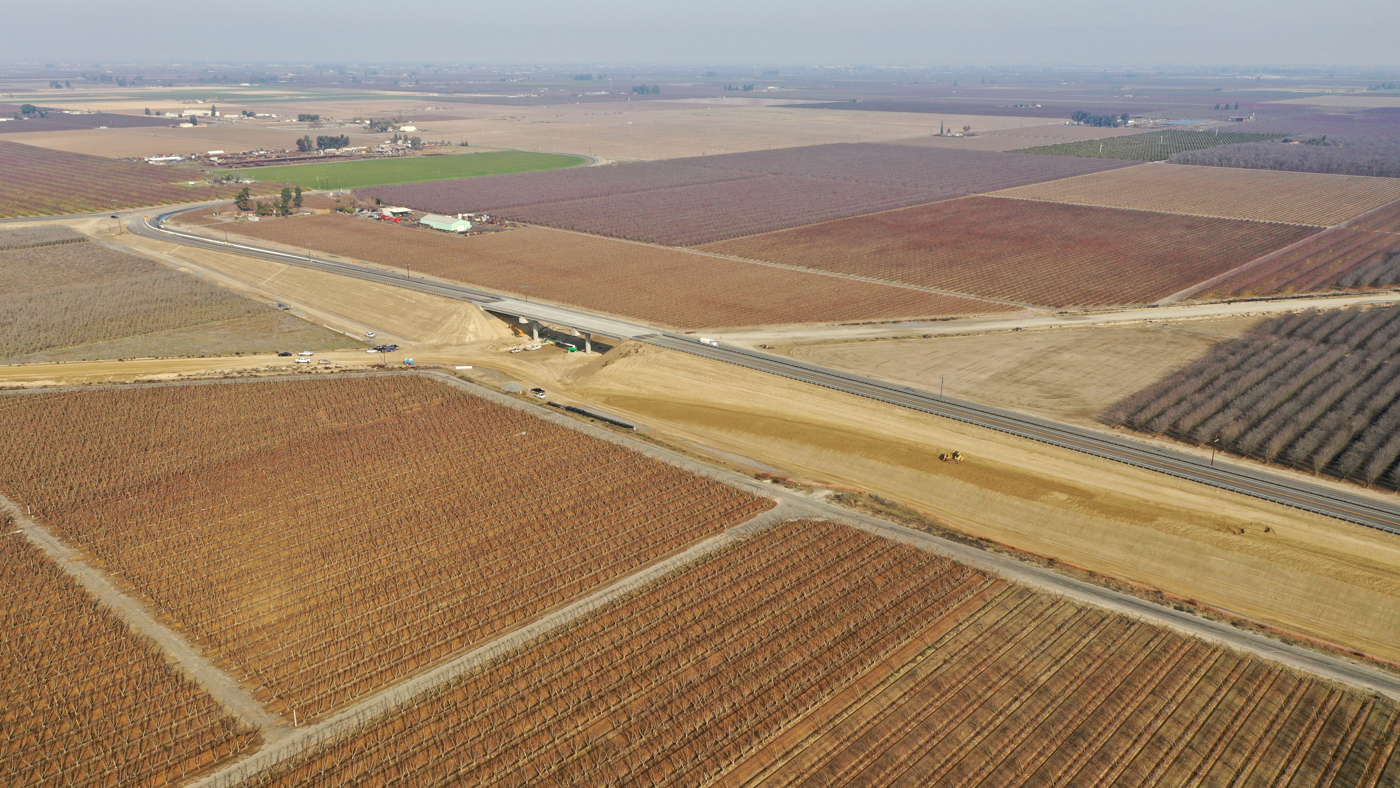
[1159, 225, 1360, 303]
[1335, 197, 1400, 233]
[194, 209, 1037, 318]
[981, 193, 1330, 229]
[0, 494, 284, 734]
[185, 500, 797, 788]
[528, 206, 1043, 309]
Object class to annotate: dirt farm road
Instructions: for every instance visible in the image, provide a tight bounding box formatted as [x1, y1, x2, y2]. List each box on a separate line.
[0, 496, 284, 735]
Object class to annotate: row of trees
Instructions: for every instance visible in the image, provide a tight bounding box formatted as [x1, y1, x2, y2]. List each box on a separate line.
[295, 134, 351, 152]
[1070, 110, 1130, 127]
[1106, 304, 1400, 488]
[235, 185, 303, 216]
[632, 85, 661, 94]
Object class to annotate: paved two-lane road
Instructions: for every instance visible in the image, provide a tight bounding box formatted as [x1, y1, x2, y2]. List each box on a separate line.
[137, 213, 1400, 535]
[645, 333, 1400, 534]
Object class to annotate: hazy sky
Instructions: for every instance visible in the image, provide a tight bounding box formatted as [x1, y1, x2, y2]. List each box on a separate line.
[10, 0, 1400, 68]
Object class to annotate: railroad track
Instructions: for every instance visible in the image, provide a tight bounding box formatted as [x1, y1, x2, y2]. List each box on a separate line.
[137, 213, 1400, 535]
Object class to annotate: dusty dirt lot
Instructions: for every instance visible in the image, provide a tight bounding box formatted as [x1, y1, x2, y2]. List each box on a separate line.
[416, 102, 1051, 160]
[558, 341, 1400, 664]
[785, 317, 1265, 424]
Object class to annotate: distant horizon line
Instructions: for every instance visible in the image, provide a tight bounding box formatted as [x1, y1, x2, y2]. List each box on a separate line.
[1, 62, 1399, 75]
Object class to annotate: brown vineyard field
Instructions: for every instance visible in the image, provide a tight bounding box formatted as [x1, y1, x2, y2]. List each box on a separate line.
[216, 213, 1013, 327]
[701, 196, 1316, 307]
[241, 520, 1400, 787]
[990, 163, 1400, 227]
[0, 524, 258, 788]
[0, 375, 772, 721]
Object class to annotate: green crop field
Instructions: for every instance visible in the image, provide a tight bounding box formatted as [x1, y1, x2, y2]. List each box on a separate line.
[1016, 129, 1284, 161]
[220, 150, 584, 189]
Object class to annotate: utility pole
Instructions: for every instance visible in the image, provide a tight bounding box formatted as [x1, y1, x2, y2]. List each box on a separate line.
[940, 375, 945, 399]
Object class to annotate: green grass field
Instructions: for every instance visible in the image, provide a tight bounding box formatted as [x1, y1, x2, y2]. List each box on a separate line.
[220, 150, 584, 189]
[1016, 129, 1284, 161]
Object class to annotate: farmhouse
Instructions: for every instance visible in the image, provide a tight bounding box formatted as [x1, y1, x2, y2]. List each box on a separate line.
[419, 213, 472, 233]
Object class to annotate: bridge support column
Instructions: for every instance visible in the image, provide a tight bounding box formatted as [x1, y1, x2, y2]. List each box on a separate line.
[584, 333, 593, 353]
[531, 322, 539, 342]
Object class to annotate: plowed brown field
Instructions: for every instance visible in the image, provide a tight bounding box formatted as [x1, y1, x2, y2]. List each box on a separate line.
[239, 520, 1400, 788]
[219, 213, 1014, 327]
[0, 375, 772, 721]
[701, 196, 1318, 307]
[991, 163, 1400, 226]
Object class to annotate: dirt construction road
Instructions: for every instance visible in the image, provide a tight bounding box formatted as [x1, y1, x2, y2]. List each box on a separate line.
[0, 352, 385, 387]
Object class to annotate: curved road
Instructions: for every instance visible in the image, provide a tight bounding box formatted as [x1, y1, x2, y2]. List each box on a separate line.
[136, 213, 1400, 535]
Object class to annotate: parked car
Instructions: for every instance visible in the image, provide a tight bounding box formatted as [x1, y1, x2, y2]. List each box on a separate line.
[277, 351, 293, 357]
[298, 351, 314, 356]
[529, 387, 546, 399]
[365, 331, 376, 338]
[295, 358, 311, 364]
[366, 348, 379, 353]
